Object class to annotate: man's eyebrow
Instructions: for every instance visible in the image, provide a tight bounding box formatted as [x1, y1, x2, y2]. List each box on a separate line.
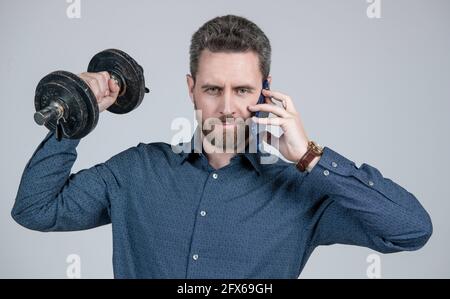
[234, 85, 256, 91]
[200, 83, 256, 90]
[200, 83, 224, 90]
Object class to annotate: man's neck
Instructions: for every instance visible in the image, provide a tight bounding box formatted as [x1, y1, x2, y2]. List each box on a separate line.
[205, 151, 237, 170]
[202, 138, 247, 170]
[201, 139, 234, 170]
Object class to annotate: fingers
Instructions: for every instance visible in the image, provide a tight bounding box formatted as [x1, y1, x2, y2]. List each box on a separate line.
[78, 71, 121, 112]
[248, 103, 290, 118]
[97, 95, 117, 113]
[91, 73, 109, 96]
[98, 71, 111, 96]
[99, 78, 120, 112]
[262, 89, 296, 113]
[264, 92, 283, 108]
[80, 73, 101, 100]
[79, 72, 109, 101]
[98, 71, 110, 83]
[251, 116, 286, 126]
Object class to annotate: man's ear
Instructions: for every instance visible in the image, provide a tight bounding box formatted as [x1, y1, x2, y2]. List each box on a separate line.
[186, 74, 195, 104]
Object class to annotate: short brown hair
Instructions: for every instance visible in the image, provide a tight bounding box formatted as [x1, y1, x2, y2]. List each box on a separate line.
[189, 15, 271, 82]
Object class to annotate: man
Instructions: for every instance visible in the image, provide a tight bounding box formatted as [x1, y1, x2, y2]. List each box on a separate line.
[12, 15, 432, 278]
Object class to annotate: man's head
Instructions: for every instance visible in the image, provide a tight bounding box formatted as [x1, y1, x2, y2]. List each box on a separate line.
[186, 15, 272, 153]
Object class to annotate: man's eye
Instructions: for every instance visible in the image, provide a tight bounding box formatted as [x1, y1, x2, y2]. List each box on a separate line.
[237, 88, 250, 95]
[205, 88, 220, 95]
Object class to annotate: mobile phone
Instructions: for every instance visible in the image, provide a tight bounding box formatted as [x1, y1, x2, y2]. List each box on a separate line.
[251, 79, 270, 151]
[255, 79, 270, 118]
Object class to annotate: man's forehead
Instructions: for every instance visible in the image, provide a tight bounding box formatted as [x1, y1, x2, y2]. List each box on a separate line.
[196, 50, 262, 82]
[196, 67, 262, 87]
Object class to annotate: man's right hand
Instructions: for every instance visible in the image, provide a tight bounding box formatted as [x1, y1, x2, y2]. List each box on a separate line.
[78, 72, 121, 113]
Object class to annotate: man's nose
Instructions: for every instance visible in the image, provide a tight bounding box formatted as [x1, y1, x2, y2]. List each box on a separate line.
[220, 90, 235, 115]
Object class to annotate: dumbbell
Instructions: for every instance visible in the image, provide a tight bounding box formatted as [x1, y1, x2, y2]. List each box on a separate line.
[33, 49, 149, 141]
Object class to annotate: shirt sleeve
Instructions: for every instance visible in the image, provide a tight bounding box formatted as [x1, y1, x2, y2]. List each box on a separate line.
[299, 146, 433, 253]
[11, 131, 121, 232]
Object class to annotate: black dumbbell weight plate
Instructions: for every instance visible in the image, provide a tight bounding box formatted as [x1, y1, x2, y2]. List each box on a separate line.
[34, 71, 99, 139]
[87, 49, 147, 114]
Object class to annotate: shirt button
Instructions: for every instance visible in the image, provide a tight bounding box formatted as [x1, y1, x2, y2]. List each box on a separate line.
[212, 173, 218, 179]
[331, 162, 338, 168]
[323, 170, 330, 176]
[200, 210, 207, 217]
[368, 180, 374, 186]
[192, 254, 199, 261]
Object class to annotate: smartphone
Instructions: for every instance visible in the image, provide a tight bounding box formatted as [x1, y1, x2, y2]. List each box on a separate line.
[251, 79, 270, 151]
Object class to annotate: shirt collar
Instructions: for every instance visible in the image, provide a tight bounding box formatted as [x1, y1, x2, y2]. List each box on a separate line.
[175, 129, 262, 175]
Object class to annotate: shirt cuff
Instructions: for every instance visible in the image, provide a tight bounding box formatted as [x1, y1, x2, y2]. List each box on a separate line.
[300, 146, 397, 202]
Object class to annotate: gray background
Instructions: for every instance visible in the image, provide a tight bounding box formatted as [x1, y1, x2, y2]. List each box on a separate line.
[1, 0, 449, 278]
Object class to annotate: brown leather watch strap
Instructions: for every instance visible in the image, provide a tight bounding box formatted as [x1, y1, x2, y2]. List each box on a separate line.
[295, 141, 323, 172]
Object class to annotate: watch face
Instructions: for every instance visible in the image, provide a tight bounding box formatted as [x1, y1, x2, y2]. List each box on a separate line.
[310, 142, 323, 154]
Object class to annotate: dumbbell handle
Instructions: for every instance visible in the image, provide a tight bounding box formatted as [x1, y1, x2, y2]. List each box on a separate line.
[34, 101, 64, 126]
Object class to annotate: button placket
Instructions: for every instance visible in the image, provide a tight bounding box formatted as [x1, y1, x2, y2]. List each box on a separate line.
[187, 171, 219, 276]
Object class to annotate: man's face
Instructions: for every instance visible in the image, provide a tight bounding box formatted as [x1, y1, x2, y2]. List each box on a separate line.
[186, 49, 270, 152]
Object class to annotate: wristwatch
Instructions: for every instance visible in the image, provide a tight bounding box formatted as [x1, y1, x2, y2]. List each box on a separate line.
[295, 141, 324, 172]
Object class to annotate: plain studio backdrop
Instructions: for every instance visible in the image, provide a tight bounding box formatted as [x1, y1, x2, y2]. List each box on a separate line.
[0, 0, 449, 278]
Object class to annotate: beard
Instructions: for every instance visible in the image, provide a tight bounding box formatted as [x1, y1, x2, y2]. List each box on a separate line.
[193, 100, 252, 154]
[202, 120, 250, 153]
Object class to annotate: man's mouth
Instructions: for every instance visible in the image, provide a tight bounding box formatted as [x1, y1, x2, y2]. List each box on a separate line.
[221, 121, 236, 128]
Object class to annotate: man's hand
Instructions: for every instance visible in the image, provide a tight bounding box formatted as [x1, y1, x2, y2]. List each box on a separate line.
[248, 89, 315, 165]
[78, 71, 121, 113]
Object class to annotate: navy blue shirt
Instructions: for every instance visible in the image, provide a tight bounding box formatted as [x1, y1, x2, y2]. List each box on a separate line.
[12, 130, 432, 278]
